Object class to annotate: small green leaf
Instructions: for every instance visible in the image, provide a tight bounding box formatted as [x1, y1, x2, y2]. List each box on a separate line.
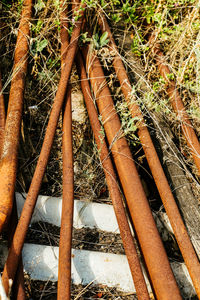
[93, 33, 100, 49]
[100, 32, 109, 47]
[34, 0, 45, 14]
[166, 73, 175, 80]
[37, 39, 48, 52]
[112, 13, 121, 23]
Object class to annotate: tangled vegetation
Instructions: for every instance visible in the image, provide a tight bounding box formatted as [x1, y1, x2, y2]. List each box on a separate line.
[0, 0, 199, 218]
[0, 0, 200, 298]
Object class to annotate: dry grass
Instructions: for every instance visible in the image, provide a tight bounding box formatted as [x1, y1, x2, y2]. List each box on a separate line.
[0, 0, 199, 298]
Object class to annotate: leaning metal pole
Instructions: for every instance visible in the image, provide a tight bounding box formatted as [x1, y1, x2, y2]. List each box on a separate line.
[0, 70, 5, 158]
[2, 2, 85, 295]
[0, 68, 26, 299]
[8, 200, 26, 300]
[58, 87, 73, 300]
[98, 15, 200, 298]
[57, 2, 74, 298]
[76, 52, 150, 300]
[83, 44, 182, 300]
[0, 0, 32, 232]
[152, 42, 200, 175]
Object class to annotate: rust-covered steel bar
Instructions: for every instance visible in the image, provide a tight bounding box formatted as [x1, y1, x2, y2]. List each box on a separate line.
[0, 70, 5, 158]
[13, 257, 26, 300]
[57, 3, 74, 299]
[2, 2, 85, 294]
[58, 87, 73, 300]
[8, 200, 26, 300]
[76, 52, 150, 300]
[0, 0, 32, 232]
[98, 15, 200, 297]
[60, 0, 69, 64]
[153, 45, 200, 175]
[0, 72, 25, 298]
[82, 45, 182, 300]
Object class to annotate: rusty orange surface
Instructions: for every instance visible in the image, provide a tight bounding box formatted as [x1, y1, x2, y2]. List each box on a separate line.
[76, 52, 150, 300]
[2, 2, 85, 294]
[83, 44, 182, 300]
[98, 15, 200, 298]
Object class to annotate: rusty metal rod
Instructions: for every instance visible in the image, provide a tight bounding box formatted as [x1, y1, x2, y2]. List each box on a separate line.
[0, 70, 5, 158]
[0, 71, 26, 299]
[0, 0, 32, 232]
[8, 200, 26, 300]
[153, 45, 200, 175]
[82, 45, 182, 300]
[58, 87, 73, 300]
[76, 52, 150, 300]
[98, 16, 200, 297]
[57, 3, 74, 299]
[60, 0, 69, 64]
[13, 257, 26, 300]
[2, 2, 85, 294]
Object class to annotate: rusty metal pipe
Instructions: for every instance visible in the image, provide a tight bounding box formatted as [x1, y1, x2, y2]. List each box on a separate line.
[153, 46, 200, 175]
[57, 3, 74, 299]
[60, 1, 69, 64]
[82, 45, 182, 300]
[58, 87, 73, 300]
[76, 52, 150, 300]
[0, 70, 5, 158]
[8, 200, 26, 300]
[0, 71, 25, 299]
[2, 2, 85, 295]
[98, 16, 200, 298]
[13, 257, 26, 300]
[0, 0, 32, 232]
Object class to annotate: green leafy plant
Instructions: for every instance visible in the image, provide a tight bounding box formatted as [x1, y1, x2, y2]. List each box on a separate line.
[80, 32, 91, 44]
[34, 0, 45, 14]
[93, 32, 109, 49]
[111, 13, 121, 23]
[32, 20, 43, 34]
[30, 39, 48, 56]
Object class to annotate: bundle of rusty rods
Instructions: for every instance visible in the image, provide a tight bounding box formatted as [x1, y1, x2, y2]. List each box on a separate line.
[0, 1, 200, 299]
